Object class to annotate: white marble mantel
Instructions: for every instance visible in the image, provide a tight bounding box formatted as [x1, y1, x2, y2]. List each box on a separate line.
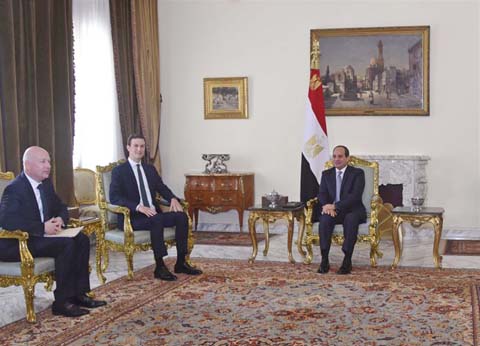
[358, 155, 430, 206]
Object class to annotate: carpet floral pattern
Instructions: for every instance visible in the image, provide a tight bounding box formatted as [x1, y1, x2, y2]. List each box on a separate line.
[194, 231, 270, 246]
[1, 259, 479, 345]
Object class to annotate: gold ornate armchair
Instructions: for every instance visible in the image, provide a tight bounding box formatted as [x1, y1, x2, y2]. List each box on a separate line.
[0, 171, 55, 323]
[95, 161, 195, 284]
[302, 156, 393, 267]
[72, 168, 102, 238]
[73, 168, 101, 218]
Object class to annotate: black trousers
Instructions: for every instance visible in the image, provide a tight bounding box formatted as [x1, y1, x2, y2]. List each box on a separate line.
[318, 210, 366, 257]
[0, 233, 91, 303]
[131, 211, 188, 260]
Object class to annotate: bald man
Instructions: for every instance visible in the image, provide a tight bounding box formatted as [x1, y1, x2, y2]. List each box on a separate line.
[0, 146, 106, 318]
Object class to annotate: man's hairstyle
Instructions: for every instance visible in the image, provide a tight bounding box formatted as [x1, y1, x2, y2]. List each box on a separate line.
[333, 145, 350, 157]
[127, 134, 146, 146]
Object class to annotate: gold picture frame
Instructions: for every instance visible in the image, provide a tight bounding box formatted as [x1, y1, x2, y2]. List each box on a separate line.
[204, 77, 248, 119]
[311, 26, 430, 116]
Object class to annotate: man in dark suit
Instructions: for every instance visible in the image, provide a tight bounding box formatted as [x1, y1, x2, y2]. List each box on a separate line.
[0, 146, 106, 317]
[317, 145, 366, 275]
[109, 134, 202, 281]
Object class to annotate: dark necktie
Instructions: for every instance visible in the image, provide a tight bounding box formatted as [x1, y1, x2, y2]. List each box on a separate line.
[335, 171, 343, 202]
[37, 183, 49, 221]
[137, 164, 150, 207]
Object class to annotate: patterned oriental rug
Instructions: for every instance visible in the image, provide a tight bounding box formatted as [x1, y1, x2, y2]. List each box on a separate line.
[194, 231, 272, 246]
[1, 259, 480, 346]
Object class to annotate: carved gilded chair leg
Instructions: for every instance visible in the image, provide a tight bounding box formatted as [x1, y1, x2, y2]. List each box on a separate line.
[22, 283, 36, 323]
[102, 247, 110, 273]
[186, 234, 195, 267]
[303, 221, 315, 264]
[96, 248, 106, 284]
[304, 238, 314, 264]
[369, 246, 378, 267]
[44, 275, 54, 291]
[125, 250, 135, 279]
[185, 242, 194, 267]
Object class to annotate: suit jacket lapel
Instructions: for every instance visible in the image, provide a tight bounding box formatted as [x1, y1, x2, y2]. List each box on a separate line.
[328, 168, 336, 200]
[141, 164, 152, 189]
[340, 165, 352, 197]
[20, 173, 42, 221]
[142, 164, 157, 202]
[125, 163, 141, 201]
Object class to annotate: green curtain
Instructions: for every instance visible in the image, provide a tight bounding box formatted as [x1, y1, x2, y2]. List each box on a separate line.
[0, 0, 75, 204]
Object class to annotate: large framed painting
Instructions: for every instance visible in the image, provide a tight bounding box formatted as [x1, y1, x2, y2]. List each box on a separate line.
[203, 77, 248, 119]
[311, 26, 430, 116]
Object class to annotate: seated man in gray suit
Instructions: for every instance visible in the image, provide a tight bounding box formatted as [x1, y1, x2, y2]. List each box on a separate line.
[317, 145, 366, 275]
[109, 134, 202, 281]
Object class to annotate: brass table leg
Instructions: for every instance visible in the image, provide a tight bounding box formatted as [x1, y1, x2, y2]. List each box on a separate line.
[262, 219, 270, 256]
[432, 216, 443, 269]
[391, 215, 402, 269]
[287, 214, 295, 264]
[248, 213, 259, 263]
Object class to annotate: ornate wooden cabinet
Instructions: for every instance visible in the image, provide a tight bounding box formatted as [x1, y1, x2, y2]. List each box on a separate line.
[184, 173, 254, 231]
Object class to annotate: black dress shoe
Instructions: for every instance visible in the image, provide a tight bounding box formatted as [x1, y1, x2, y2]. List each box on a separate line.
[317, 259, 330, 274]
[174, 262, 203, 275]
[154, 265, 178, 281]
[73, 294, 107, 309]
[52, 301, 89, 317]
[336, 258, 352, 275]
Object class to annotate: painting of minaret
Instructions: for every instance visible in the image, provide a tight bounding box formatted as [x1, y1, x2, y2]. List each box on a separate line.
[312, 26, 429, 116]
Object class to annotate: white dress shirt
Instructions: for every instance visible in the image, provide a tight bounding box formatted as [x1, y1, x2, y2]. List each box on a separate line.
[25, 173, 45, 222]
[128, 158, 154, 210]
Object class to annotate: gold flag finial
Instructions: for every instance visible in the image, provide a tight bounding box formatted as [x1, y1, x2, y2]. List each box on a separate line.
[310, 38, 320, 70]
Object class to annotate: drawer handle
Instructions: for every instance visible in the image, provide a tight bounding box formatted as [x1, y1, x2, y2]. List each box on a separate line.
[195, 197, 203, 201]
[220, 183, 232, 188]
[221, 198, 233, 202]
[193, 182, 209, 186]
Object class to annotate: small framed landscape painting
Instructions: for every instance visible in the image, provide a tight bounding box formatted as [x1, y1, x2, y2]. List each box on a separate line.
[204, 77, 248, 119]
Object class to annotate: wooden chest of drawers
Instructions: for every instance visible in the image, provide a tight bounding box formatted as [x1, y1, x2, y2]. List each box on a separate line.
[184, 173, 254, 231]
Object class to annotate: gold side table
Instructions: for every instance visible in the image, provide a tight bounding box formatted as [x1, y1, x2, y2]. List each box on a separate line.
[247, 204, 305, 264]
[391, 206, 445, 269]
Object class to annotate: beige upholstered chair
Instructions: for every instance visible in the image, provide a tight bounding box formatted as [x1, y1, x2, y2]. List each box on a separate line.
[0, 171, 55, 323]
[301, 156, 393, 267]
[95, 161, 195, 284]
[73, 168, 101, 219]
[71, 168, 103, 246]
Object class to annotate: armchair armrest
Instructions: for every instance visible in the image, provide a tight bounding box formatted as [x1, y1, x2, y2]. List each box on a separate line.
[155, 195, 189, 211]
[106, 203, 130, 217]
[0, 229, 29, 241]
[105, 204, 134, 238]
[155, 196, 170, 207]
[68, 218, 82, 228]
[0, 229, 34, 268]
[305, 197, 319, 225]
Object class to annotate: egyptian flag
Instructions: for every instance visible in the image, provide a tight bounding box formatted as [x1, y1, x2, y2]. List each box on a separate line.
[300, 65, 329, 217]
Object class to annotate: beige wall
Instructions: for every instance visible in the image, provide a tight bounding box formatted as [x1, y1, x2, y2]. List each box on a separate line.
[158, 0, 479, 229]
